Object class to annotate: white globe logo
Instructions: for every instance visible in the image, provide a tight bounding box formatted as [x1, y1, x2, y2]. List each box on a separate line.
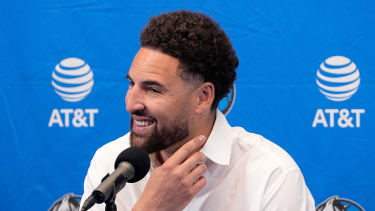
[52, 57, 94, 102]
[316, 56, 360, 101]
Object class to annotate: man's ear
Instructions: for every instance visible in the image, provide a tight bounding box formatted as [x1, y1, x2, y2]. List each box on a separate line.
[194, 82, 215, 114]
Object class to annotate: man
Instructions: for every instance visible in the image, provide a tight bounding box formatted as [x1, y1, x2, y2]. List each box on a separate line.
[80, 10, 315, 211]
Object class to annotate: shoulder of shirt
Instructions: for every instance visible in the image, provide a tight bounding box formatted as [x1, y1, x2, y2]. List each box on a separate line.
[90, 133, 131, 172]
[230, 127, 300, 173]
[96, 133, 131, 154]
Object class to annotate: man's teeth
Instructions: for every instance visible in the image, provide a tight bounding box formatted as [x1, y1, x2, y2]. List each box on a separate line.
[135, 120, 153, 126]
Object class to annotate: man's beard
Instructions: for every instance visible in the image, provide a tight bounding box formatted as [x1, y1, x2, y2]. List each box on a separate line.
[130, 110, 190, 153]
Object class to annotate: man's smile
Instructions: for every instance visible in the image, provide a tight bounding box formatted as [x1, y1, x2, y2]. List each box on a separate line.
[132, 115, 156, 135]
[135, 119, 154, 127]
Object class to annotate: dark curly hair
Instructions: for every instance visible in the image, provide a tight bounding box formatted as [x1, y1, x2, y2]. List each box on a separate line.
[140, 10, 239, 109]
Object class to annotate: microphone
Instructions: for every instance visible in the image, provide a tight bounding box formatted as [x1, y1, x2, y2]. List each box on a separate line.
[81, 147, 150, 211]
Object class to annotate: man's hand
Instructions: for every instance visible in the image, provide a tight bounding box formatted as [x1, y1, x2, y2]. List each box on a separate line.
[132, 136, 207, 211]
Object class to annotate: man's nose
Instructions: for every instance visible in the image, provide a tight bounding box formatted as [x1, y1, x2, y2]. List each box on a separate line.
[125, 86, 145, 113]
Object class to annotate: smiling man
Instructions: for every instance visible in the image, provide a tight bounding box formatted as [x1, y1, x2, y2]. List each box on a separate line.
[126, 48, 197, 154]
[80, 10, 315, 211]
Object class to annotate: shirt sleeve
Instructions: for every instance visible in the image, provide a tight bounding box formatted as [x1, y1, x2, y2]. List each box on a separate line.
[260, 168, 315, 211]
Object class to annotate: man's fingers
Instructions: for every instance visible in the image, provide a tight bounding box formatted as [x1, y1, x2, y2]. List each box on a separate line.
[183, 163, 207, 185]
[180, 152, 206, 174]
[165, 135, 206, 166]
[190, 176, 207, 195]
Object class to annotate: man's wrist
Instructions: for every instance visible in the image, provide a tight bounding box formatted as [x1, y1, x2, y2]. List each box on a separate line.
[132, 200, 153, 211]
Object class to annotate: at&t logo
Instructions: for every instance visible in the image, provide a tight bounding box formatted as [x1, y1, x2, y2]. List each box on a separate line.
[312, 56, 365, 128]
[52, 57, 94, 102]
[48, 58, 98, 128]
[316, 56, 360, 101]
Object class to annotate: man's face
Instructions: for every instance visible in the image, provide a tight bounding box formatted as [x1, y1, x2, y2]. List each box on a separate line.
[125, 48, 196, 153]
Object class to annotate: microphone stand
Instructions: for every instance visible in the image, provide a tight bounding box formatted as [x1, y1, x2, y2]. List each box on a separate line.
[82, 172, 126, 211]
[97, 174, 118, 211]
[105, 195, 117, 211]
[101, 173, 119, 211]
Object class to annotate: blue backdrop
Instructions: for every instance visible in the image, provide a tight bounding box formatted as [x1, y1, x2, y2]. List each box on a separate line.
[0, 0, 374, 210]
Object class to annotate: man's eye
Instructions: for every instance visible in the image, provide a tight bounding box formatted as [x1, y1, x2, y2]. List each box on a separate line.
[148, 87, 161, 93]
[128, 81, 135, 87]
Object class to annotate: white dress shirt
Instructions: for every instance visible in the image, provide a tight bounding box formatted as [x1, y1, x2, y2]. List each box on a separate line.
[80, 110, 315, 211]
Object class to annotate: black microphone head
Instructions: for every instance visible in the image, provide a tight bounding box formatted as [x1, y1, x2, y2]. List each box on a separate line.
[114, 147, 150, 183]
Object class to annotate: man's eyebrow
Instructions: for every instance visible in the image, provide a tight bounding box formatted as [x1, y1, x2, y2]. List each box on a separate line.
[126, 73, 167, 90]
[142, 80, 164, 87]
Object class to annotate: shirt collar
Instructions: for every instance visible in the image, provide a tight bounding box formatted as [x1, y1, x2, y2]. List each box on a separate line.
[200, 110, 232, 165]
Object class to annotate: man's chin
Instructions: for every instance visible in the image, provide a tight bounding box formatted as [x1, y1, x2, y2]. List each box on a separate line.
[130, 133, 148, 148]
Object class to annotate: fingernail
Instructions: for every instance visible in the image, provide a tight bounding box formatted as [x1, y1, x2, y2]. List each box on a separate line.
[198, 135, 206, 143]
